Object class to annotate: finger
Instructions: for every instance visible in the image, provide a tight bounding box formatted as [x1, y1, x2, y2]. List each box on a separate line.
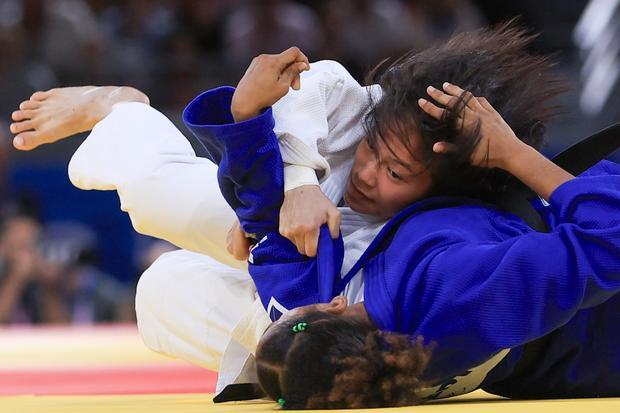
[442, 82, 478, 111]
[291, 74, 301, 90]
[442, 82, 465, 97]
[12, 110, 35, 122]
[13, 131, 39, 151]
[226, 230, 234, 256]
[233, 238, 250, 261]
[294, 234, 307, 256]
[304, 228, 319, 257]
[232, 227, 250, 260]
[281, 61, 309, 89]
[418, 98, 445, 120]
[327, 210, 341, 239]
[426, 85, 453, 107]
[432, 141, 458, 154]
[279, 46, 310, 68]
[19, 100, 40, 110]
[10, 120, 35, 134]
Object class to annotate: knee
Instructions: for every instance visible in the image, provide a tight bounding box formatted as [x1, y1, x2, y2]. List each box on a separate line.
[135, 252, 175, 352]
[135, 255, 166, 319]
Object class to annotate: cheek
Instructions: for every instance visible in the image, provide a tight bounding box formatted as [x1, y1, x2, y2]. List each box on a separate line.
[376, 178, 433, 215]
[374, 179, 409, 214]
[353, 141, 372, 164]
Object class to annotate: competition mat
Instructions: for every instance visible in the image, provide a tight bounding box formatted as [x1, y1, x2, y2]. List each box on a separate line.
[1, 324, 619, 413]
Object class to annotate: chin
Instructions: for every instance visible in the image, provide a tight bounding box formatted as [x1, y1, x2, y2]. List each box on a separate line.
[344, 191, 371, 215]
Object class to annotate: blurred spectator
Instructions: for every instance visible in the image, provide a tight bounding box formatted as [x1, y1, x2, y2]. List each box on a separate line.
[404, 0, 485, 40]
[97, 0, 175, 96]
[223, 0, 323, 71]
[0, 205, 133, 324]
[39, 221, 134, 323]
[315, 0, 435, 79]
[0, 121, 9, 198]
[0, 211, 42, 323]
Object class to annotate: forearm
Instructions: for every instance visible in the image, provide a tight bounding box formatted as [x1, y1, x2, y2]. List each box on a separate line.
[501, 142, 574, 201]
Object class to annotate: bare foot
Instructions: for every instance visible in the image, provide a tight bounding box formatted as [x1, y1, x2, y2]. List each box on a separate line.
[10, 86, 149, 151]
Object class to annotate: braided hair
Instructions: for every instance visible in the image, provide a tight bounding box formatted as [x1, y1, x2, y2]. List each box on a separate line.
[256, 311, 431, 409]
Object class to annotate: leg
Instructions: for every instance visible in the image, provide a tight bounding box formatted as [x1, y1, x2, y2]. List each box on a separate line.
[10, 86, 149, 150]
[135, 249, 256, 371]
[12, 86, 244, 268]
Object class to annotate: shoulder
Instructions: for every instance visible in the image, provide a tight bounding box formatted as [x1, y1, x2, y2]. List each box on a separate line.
[302, 60, 380, 99]
[390, 198, 532, 247]
[304, 60, 355, 81]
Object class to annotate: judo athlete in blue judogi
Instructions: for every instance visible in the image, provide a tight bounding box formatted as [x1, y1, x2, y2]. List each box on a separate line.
[186, 82, 620, 408]
[183, 30, 620, 411]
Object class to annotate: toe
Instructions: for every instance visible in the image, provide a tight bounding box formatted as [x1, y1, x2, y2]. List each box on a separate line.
[12, 110, 34, 122]
[13, 131, 39, 151]
[30, 91, 48, 101]
[10, 120, 35, 134]
[19, 100, 40, 110]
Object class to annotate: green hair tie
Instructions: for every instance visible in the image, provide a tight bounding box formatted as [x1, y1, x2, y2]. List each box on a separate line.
[291, 322, 308, 333]
[278, 397, 286, 407]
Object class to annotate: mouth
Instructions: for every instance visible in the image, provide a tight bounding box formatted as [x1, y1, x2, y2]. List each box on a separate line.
[346, 176, 371, 204]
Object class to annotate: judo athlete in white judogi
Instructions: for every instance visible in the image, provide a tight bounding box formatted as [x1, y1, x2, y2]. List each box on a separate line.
[10, 52, 382, 394]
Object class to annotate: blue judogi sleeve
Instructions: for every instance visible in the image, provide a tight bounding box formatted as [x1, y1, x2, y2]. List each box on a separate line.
[363, 160, 620, 383]
[183, 87, 343, 319]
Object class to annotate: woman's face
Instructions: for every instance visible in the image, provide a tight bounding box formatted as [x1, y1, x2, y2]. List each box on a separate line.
[344, 133, 433, 218]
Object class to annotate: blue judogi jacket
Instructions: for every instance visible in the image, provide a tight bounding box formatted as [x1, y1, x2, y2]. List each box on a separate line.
[184, 87, 620, 398]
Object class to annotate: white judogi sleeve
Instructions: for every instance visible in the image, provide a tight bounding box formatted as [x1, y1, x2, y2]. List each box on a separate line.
[273, 60, 382, 201]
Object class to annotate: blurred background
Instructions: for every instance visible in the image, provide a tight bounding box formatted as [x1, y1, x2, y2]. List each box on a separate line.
[0, 0, 618, 325]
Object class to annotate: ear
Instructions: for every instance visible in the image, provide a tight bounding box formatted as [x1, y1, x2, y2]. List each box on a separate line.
[324, 296, 348, 315]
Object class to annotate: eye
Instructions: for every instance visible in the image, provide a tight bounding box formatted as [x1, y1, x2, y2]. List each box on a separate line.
[388, 168, 402, 181]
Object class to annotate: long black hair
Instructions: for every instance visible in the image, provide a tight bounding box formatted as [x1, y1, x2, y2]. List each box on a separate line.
[364, 20, 565, 202]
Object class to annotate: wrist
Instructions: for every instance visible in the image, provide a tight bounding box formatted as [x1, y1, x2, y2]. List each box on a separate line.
[231, 106, 261, 123]
[284, 164, 320, 192]
[497, 140, 535, 172]
[231, 94, 262, 123]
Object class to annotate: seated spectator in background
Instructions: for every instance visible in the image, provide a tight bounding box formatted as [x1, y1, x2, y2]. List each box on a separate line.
[0, 205, 133, 324]
[0, 210, 42, 324]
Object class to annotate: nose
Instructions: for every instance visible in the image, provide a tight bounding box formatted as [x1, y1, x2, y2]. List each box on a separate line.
[356, 158, 377, 190]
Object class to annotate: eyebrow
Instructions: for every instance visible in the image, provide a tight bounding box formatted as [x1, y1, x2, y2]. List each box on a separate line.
[389, 156, 415, 172]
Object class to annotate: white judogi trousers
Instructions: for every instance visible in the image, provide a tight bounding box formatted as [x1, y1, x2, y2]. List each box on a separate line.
[69, 102, 265, 380]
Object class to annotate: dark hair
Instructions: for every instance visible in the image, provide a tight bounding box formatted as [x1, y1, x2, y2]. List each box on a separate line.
[364, 20, 566, 202]
[256, 311, 431, 409]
